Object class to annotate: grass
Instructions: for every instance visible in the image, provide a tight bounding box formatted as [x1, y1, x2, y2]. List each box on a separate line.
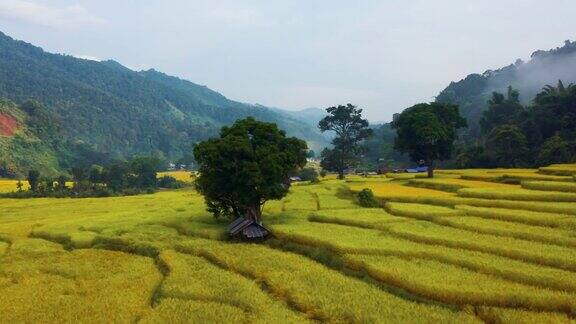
[3, 165, 576, 321]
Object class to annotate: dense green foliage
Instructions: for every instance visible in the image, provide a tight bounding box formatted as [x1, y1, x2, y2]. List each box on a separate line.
[194, 118, 307, 221]
[357, 188, 379, 207]
[296, 167, 320, 183]
[360, 123, 409, 171]
[437, 40, 576, 137]
[0, 32, 328, 176]
[392, 102, 467, 177]
[5, 156, 163, 198]
[456, 82, 576, 168]
[318, 104, 372, 179]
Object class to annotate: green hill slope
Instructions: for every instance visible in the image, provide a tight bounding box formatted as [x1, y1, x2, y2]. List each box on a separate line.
[0, 31, 328, 175]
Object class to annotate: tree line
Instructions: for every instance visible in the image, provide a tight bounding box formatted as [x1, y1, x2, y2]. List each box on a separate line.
[4, 156, 186, 198]
[456, 81, 576, 168]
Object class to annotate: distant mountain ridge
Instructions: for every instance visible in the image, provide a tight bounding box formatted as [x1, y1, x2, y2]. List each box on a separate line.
[436, 39, 576, 136]
[0, 31, 328, 175]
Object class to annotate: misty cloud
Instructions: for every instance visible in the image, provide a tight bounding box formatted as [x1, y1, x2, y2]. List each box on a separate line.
[1, 1, 576, 122]
[0, 0, 106, 28]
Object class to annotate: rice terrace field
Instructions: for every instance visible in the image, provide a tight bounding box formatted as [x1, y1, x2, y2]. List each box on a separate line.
[1, 165, 576, 323]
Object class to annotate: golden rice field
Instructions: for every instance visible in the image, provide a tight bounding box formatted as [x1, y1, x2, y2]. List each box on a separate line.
[158, 171, 195, 183]
[1, 164, 576, 323]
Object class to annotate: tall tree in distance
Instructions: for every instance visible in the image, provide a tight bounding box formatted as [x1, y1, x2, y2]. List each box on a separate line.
[194, 117, 307, 222]
[480, 86, 524, 134]
[486, 125, 529, 167]
[392, 102, 467, 178]
[318, 104, 372, 179]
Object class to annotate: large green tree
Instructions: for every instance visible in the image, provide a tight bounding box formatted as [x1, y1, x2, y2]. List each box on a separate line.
[533, 80, 576, 141]
[486, 125, 529, 167]
[318, 104, 372, 179]
[480, 86, 524, 134]
[392, 102, 467, 178]
[194, 118, 307, 222]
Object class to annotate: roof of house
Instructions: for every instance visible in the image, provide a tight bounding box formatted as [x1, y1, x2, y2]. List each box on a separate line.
[228, 217, 270, 239]
[228, 217, 253, 235]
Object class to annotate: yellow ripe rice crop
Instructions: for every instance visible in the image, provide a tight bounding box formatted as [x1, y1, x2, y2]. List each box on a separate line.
[522, 180, 576, 193]
[305, 184, 358, 209]
[309, 208, 408, 229]
[0, 178, 27, 193]
[437, 168, 538, 175]
[348, 180, 454, 200]
[384, 173, 420, 180]
[274, 221, 576, 293]
[476, 307, 574, 323]
[151, 250, 306, 323]
[538, 164, 576, 176]
[140, 299, 247, 324]
[434, 216, 576, 248]
[384, 202, 459, 220]
[347, 254, 576, 313]
[282, 189, 319, 211]
[455, 205, 576, 229]
[4, 164, 576, 321]
[385, 221, 576, 272]
[158, 170, 195, 182]
[360, 194, 576, 217]
[457, 187, 576, 202]
[0, 239, 162, 323]
[188, 243, 479, 323]
[406, 178, 516, 192]
[463, 173, 574, 183]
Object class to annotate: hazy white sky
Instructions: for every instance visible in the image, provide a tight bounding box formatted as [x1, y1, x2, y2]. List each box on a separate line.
[1, 0, 576, 121]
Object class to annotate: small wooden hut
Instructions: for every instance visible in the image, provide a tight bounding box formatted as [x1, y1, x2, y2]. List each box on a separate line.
[228, 217, 270, 241]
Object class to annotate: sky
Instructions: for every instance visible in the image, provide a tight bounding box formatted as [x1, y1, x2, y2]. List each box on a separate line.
[1, 1, 576, 122]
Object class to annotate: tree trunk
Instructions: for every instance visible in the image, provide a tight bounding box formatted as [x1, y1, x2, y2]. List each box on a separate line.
[338, 169, 345, 180]
[246, 205, 262, 223]
[427, 160, 434, 178]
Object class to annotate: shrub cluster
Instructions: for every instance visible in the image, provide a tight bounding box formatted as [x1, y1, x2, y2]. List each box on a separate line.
[357, 188, 380, 208]
[3, 156, 165, 198]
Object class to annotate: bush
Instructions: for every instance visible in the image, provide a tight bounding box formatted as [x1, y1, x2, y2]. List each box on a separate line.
[320, 170, 327, 177]
[299, 168, 319, 182]
[158, 175, 186, 189]
[357, 188, 379, 208]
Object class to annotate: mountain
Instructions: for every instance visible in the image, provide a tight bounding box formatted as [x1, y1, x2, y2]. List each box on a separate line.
[273, 107, 327, 127]
[436, 39, 576, 137]
[0, 31, 328, 176]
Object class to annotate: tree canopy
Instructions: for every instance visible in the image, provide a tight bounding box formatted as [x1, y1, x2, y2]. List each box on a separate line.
[480, 86, 524, 134]
[318, 104, 372, 179]
[392, 102, 467, 177]
[193, 117, 307, 221]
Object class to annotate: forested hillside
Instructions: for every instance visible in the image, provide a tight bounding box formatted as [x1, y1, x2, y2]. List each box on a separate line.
[0, 31, 328, 176]
[437, 39, 576, 137]
[434, 40, 576, 168]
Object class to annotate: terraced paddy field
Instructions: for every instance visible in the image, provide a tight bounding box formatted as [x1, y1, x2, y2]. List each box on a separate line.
[1, 164, 576, 322]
